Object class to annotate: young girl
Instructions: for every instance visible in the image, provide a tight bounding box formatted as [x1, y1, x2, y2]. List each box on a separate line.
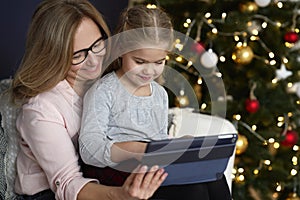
[79, 5, 173, 185]
[79, 4, 232, 200]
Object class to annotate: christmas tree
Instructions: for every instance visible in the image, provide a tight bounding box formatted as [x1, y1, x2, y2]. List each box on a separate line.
[130, 0, 300, 199]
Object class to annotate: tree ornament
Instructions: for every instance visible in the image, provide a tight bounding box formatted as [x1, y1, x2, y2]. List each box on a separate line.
[286, 192, 300, 200]
[236, 134, 248, 155]
[281, 130, 299, 147]
[275, 63, 292, 80]
[191, 42, 205, 54]
[232, 46, 254, 65]
[200, 49, 218, 68]
[286, 82, 300, 98]
[245, 82, 260, 113]
[239, 2, 258, 13]
[254, 0, 271, 7]
[284, 31, 299, 43]
[245, 98, 260, 113]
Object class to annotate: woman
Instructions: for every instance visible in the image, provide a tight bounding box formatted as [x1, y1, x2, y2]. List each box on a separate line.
[11, 0, 167, 199]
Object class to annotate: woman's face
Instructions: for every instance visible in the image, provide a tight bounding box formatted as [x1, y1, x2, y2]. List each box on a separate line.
[118, 48, 167, 88]
[67, 17, 105, 83]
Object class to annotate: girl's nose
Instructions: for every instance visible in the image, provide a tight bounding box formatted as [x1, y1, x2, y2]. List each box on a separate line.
[142, 63, 155, 75]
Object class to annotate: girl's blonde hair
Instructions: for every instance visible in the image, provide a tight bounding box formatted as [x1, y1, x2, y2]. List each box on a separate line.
[103, 5, 173, 75]
[11, 0, 110, 104]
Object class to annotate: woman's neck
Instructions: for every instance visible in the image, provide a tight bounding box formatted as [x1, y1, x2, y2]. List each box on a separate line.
[66, 77, 95, 97]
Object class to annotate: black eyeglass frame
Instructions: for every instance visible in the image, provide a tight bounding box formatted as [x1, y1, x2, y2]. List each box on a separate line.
[72, 29, 107, 65]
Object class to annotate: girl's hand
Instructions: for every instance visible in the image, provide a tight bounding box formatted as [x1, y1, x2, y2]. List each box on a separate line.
[120, 165, 167, 199]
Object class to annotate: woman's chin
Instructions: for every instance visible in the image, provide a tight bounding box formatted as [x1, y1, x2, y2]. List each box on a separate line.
[78, 68, 101, 81]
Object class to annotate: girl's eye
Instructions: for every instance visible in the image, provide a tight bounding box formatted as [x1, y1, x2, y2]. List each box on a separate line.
[135, 60, 145, 64]
[155, 60, 165, 65]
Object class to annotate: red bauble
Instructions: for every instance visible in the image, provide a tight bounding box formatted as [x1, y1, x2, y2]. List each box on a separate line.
[245, 98, 260, 113]
[191, 42, 205, 54]
[281, 130, 299, 147]
[284, 31, 299, 43]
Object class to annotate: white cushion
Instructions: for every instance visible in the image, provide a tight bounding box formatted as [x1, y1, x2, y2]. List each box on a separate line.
[168, 107, 237, 192]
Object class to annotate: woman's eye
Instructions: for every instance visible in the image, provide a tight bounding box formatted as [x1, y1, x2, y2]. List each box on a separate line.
[73, 54, 80, 59]
[93, 41, 101, 48]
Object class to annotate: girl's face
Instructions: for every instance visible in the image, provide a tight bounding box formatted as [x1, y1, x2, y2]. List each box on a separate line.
[119, 48, 167, 87]
[67, 17, 105, 83]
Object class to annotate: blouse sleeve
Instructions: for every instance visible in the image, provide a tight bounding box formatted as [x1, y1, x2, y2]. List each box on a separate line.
[18, 100, 96, 200]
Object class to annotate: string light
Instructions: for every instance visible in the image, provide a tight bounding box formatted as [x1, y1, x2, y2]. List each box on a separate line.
[253, 169, 259, 175]
[275, 182, 282, 192]
[146, 4, 157, 9]
[175, 56, 183, 62]
[197, 77, 202, 84]
[293, 145, 299, 151]
[291, 156, 297, 165]
[187, 61, 193, 67]
[268, 52, 275, 58]
[233, 114, 241, 121]
[219, 56, 226, 62]
[268, 138, 275, 143]
[264, 160, 271, 165]
[290, 169, 297, 176]
[201, 103, 207, 110]
[273, 142, 280, 149]
[277, 2, 283, 8]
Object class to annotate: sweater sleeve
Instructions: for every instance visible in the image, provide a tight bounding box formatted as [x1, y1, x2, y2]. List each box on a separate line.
[79, 82, 117, 168]
[159, 87, 169, 137]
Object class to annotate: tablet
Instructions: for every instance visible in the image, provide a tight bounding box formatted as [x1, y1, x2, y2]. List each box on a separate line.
[141, 133, 237, 186]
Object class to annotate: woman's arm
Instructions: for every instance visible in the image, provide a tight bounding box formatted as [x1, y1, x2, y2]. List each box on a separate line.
[77, 165, 167, 200]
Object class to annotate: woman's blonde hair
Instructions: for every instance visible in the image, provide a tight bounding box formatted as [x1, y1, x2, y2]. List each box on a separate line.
[11, 0, 110, 103]
[103, 5, 173, 75]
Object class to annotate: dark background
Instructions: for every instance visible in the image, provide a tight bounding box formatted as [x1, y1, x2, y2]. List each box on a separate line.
[0, 0, 128, 80]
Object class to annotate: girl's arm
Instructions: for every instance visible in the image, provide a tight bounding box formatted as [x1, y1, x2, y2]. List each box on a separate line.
[79, 82, 117, 167]
[111, 141, 147, 163]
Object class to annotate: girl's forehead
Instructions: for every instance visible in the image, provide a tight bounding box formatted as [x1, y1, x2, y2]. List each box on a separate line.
[124, 48, 167, 61]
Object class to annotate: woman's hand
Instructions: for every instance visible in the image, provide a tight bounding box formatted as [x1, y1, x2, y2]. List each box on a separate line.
[117, 165, 167, 200]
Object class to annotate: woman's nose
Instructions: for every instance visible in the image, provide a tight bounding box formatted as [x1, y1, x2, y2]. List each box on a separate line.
[85, 51, 99, 65]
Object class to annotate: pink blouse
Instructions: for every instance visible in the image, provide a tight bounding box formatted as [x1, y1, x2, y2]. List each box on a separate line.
[14, 80, 97, 200]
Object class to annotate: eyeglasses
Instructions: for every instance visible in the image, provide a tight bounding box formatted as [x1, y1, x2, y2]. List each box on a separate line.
[72, 34, 107, 65]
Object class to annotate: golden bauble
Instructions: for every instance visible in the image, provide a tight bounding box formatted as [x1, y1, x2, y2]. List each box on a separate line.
[286, 192, 300, 200]
[239, 2, 258, 13]
[232, 46, 254, 65]
[235, 134, 248, 155]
